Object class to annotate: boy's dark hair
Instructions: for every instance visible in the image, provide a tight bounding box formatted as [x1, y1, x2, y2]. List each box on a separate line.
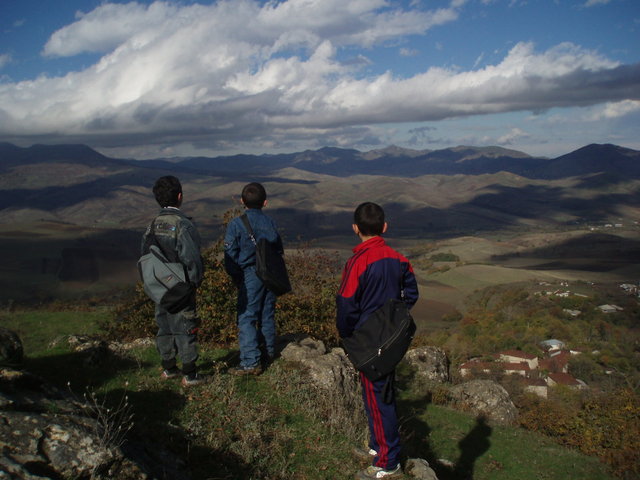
[354, 202, 385, 236]
[153, 176, 182, 207]
[242, 182, 267, 209]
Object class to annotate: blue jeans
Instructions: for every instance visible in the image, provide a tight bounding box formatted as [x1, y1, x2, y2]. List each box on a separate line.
[237, 266, 276, 368]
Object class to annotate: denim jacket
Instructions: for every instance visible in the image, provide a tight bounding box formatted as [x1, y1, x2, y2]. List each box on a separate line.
[223, 208, 283, 281]
[141, 208, 204, 287]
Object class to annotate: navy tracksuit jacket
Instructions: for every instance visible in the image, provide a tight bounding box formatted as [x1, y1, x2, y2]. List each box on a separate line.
[336, 236, 419, 469]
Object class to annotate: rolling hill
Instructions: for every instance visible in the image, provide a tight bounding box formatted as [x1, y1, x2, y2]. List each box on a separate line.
[0, 141, 639, 302]
[1, 142, 639, 239]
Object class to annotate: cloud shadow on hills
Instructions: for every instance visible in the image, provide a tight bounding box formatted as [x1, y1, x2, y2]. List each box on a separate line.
[267, 180, 640, 242]
[491, 232, 640, 272]
[0, 169, 317, 212]
[3, 173, 640, 290]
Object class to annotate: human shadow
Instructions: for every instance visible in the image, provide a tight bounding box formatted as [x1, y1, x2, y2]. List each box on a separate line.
[452, 416, 492, 480]
[396, 394, 438, 469]
[396, 372, 493, 480]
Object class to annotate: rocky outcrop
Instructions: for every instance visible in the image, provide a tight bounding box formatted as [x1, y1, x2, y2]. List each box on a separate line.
[0, 329, 188, 480]
[448, 379, 518, 425]
[405, 458, 440, 480]
[48, 335, 154, 367]
[0, 327, 23, 365]
[404, 346, 449, 383]
[280, 337, 441, 480]
[280, 335, 360, 398]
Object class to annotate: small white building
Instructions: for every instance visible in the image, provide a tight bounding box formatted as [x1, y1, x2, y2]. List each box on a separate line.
[524, 378, 548, 398]
[546, 372, 586, 389]
[598, 304, 623, 314]
[498, 350, 539, 370]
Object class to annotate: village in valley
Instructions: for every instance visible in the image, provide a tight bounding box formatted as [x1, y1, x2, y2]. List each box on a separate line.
[459, 280, 640, 398]
[460, 343, 584, 399]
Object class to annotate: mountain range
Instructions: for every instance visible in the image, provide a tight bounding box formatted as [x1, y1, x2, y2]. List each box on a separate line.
[0, 141, 639, 243]
[2, 142, 640, 179]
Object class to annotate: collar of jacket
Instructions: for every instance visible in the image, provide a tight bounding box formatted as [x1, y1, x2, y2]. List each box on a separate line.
[353, 235, 385, 254]
[158, 207, 192, 220]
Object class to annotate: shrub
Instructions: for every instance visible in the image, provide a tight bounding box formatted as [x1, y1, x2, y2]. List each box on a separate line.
[518, 387, 640, 478]
[102, 211, 342, 348]
[430, 252, 460, 262]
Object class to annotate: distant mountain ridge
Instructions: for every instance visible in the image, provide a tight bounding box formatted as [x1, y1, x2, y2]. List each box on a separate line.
[3, 142, 637, 180]
[1, 141, 639, 234]
[0, 142, 127, 169]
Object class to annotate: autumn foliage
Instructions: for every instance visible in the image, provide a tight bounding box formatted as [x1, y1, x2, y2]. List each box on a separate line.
[103, 212, 342, 347]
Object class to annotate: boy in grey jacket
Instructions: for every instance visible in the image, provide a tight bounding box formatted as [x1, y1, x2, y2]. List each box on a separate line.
[141, 176, 205, 386]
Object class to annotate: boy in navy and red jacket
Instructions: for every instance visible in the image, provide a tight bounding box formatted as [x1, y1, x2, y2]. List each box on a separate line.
[336, 202, 419, 480]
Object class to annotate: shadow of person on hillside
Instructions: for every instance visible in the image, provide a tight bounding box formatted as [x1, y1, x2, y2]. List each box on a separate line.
[396, 395, 437, 468]
[22, 349, 143, 391]
[452, 415, 492, 480]
[397, 388, 493, 480]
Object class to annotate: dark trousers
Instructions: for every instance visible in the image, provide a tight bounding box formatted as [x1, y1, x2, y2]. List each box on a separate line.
[155, 301, 199, 375]
[360, 371, 401, 469]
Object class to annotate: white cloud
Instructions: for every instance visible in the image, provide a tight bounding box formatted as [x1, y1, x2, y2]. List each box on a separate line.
[473, 52, 484, 69]
[588, 100, 640, 120]
[0, 54, 11, 69]
[0, 0, 638, 157]
[584, 0, 611, 7]
[43, 2, 180, 57]
[497, 127, 529, 145]
[400, 48, 419, 57]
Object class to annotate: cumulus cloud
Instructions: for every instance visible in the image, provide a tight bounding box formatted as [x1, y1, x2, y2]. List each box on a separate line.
[0, 0, 639, 156]
[497, 127, 529, 145]
[42, 2, 179, 57]
[588, 100, 640, 120]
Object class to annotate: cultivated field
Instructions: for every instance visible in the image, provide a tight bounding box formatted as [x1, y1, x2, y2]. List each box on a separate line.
[4, 218, 639, 338]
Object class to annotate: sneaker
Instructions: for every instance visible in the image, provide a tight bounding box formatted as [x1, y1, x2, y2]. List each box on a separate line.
[353, 446, 377, 460]
[161, 368, 180, 379]
[181, 373, 208, 387]
[355, 464, 402, 479]
[228, 364, 263, 376]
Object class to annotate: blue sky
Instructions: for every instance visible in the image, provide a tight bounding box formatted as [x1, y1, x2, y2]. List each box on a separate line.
[1, 0, 639, 159]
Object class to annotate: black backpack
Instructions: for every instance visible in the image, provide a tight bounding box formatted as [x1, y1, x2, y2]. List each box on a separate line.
[341, 297, 416, 382]
[240, 214, 291, 296]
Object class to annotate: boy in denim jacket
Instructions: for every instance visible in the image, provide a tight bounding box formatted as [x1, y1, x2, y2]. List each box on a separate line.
[224, 182, 284, 375]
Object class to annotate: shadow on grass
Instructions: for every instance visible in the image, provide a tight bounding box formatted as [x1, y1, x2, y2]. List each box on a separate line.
[453, 416, 492, 480]
[188, 444, 263, 480]
[399, 395, 492, 480]
[21, 349, 145, 391]
[21, 349, 261, 479]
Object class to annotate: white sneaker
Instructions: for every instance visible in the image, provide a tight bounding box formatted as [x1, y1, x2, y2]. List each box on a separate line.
[353, 447, 377, 459]
[355, 464, 402, 479]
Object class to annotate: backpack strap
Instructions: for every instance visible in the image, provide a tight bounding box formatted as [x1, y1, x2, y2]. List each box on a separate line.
[382, 371, 395, 404]
[240, 214, 258, 246]
[143, 214, 187, 279]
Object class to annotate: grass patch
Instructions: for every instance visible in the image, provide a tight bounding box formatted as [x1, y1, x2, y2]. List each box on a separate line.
[409, 403, 615, 480]
[0, 308, 619, 480]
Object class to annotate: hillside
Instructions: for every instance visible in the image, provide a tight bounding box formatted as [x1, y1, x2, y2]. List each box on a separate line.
[1, 142, 638, 236]
[0, 142, 639, 304]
